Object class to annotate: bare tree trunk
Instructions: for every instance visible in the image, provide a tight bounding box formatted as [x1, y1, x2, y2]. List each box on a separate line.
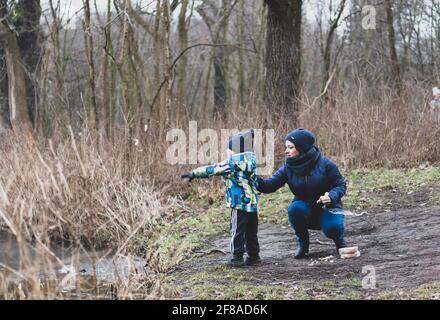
[432, 0, 440, 78]
[119, 2, 149, 130]
[0, 3, 9, 129]
[152, 0, 163, 132]
[83, 0, 99, 131]
[396, 0, 413, 80]
[15, 0, 42, 128]
[102, 0, 112, 139]
[0, 0, 6, 129]
[119, 0, 133, 178]
[177, 0, 190, 123]
[201, 52, 213, 116]
[320, 0, 346, 102]
[162, 0, 172, 127]
[213, 45, 226, 118]
[197, 0, 237, 121]
[248, 1, 266, 108]
[40, 0, 66, 137]
[0, 49, 9, 129]
[0, 23, 31, 128]
[237, 0, 246, 108]
[384, 0, 402, 95]
[264, 0, 302, 117]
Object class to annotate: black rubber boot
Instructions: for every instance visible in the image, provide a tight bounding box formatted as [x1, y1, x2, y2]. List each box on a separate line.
[227, 256, 245, 267]
[245, 255, 262, 266]
[294, 240, 309, 259]
[335, 239, 347, 253]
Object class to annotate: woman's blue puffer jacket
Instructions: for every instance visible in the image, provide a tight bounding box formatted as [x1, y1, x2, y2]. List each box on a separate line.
[256, 155, 346, 209]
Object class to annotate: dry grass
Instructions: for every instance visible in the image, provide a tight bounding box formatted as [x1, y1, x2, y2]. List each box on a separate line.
[0, 127, 186, 299]
[298, 83, 440, 168]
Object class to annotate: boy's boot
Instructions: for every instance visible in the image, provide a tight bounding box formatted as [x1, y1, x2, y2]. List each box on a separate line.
[245, 255, 261, 266]
[294, 238, 309, 259]
[227, 255, 245, 267]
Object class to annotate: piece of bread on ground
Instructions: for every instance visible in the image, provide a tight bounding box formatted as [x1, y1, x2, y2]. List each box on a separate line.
[340, 250, 361, 259]
[338, 246, 358, 255]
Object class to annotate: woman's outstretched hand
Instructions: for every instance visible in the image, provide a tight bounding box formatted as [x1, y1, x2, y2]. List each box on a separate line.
[181, 172, 195, 182]
[317, 192, 331, 206]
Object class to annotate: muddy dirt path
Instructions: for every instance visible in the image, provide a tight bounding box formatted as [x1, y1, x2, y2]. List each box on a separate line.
[176, 205, 440, 295]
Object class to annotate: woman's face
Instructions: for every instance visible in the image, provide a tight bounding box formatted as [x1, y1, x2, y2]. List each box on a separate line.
[285, 140, 300, 158]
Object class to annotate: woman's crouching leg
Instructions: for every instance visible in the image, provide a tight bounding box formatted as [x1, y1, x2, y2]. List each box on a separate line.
[287, 200, 312, 246]
[321, 209, 346, 249]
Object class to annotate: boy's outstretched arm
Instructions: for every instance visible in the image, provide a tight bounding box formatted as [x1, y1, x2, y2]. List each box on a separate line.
[181, 160, 230, 181]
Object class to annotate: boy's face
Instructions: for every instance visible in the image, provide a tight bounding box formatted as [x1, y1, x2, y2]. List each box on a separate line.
[435, 94, 440, 100]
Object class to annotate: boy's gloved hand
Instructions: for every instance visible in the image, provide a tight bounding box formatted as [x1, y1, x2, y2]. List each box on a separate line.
[181, 172, 195, 182]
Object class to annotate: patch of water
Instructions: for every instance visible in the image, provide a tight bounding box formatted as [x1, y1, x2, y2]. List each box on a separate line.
[0, 231, 146, 296]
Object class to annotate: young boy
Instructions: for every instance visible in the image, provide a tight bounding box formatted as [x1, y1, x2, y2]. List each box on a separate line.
[181, 129, 260, 267]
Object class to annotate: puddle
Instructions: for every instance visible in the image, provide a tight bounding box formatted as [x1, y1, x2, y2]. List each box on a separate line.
[0, 231, 146, 297]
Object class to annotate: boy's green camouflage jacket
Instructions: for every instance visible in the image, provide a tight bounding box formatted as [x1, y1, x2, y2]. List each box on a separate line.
[192, 152, 258, 213]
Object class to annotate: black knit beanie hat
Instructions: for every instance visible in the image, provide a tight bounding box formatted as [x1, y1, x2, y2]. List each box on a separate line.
[285, 128, 315, 153]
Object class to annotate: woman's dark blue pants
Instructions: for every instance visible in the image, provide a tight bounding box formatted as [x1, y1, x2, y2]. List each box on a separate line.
[287, 200, 345, 247]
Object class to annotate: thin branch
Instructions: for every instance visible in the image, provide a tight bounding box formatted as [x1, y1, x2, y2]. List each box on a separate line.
[148, 42, 257, 117]
[298, 68, 337, 119]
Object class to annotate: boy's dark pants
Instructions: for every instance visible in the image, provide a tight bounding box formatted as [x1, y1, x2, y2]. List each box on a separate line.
[230, 209, 259, 258]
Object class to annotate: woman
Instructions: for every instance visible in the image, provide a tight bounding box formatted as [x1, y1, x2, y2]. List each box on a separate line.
[256, 128, 347, 259]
